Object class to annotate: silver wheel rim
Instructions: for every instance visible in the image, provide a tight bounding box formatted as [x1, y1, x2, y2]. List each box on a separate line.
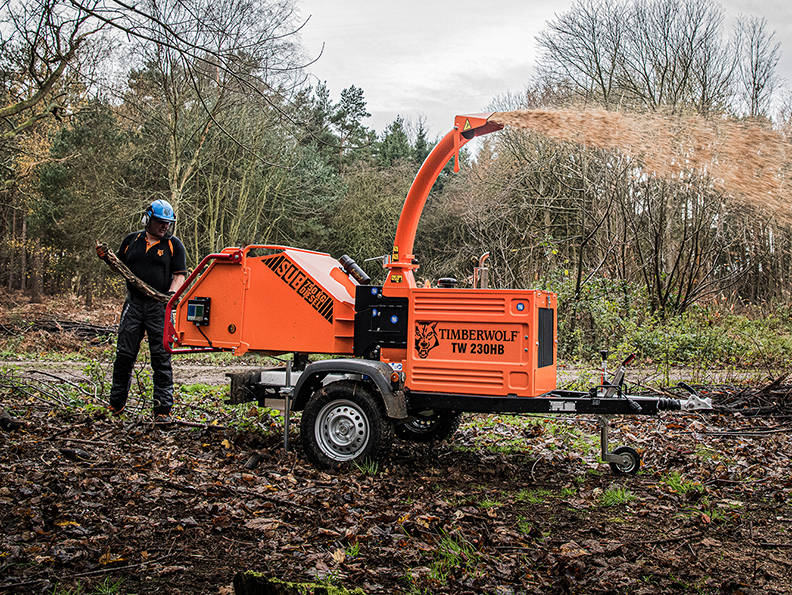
[617, 454, 637, 473]
[315, 399, 370, 461]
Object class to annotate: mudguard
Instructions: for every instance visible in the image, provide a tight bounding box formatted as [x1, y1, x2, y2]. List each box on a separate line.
[291, 359, 407, 420]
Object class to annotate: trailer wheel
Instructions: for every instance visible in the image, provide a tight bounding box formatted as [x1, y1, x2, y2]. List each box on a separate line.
[609, 446, 640, 475]
[301, 380, 392, 469]
[394, 411, 462, 443]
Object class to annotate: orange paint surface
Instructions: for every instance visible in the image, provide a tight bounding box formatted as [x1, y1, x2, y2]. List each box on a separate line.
[380, 288, 556, 397]
[173, 246, 355, 356]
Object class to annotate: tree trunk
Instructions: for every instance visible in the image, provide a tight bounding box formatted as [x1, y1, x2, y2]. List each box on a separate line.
[85, 278, 93, 308]
[20, 216, 27, 292]
[8, 209, 16, 290]
[29, 247, 43, 303]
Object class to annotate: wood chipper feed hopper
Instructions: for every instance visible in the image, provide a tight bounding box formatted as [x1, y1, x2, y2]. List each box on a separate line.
[168, 246, 357, 357]
[165, 113, 709, 472]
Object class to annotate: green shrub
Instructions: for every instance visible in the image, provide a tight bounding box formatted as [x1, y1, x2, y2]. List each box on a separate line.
[539, 273, 792, 368]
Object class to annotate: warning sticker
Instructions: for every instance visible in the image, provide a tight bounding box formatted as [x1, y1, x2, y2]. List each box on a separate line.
[463, 119, 472, 131]
[264, 255, 333, 323]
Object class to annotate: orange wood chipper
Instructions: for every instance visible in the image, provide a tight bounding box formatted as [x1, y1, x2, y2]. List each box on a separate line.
[165, 113, 709, 472]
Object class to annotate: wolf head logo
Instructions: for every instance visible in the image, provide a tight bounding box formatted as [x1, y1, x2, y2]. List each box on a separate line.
[415, 321, 439, 359]
[157, 249, 164, 256]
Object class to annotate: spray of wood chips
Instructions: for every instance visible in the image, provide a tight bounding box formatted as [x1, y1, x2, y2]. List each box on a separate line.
[490, 109, 791, 220]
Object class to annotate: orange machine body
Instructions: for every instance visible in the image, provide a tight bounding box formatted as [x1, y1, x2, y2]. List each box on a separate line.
[383, 288, 556, 397]
[170, 246, 356, 356]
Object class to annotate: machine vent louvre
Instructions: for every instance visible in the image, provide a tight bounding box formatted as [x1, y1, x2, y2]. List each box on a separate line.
[538, 307, 554, 368]
[412, 366, 504, 388]
[413, 295, 506, 315]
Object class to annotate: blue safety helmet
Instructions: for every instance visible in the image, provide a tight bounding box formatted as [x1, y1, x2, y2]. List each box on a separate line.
[144, 199, 176, 223]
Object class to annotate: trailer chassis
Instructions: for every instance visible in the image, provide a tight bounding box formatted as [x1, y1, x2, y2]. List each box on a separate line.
[228, 363, 697, 475]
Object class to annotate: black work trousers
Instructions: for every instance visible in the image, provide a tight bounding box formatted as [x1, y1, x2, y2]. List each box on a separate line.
[109, 295, 173, 414]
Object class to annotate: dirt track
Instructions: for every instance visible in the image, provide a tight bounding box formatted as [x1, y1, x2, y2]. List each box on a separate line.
[0, 359, 767, 390]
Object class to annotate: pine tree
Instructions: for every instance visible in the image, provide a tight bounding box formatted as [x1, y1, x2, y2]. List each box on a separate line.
[412, 118, 431, 165]
[330, 85, 372, 172]
[377, 116, 412, 167]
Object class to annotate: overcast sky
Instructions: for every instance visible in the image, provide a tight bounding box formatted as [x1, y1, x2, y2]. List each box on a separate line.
[296, 0, 792, 139]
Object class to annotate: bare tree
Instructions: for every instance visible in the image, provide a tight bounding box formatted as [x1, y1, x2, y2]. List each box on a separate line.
[537, 0, 746, 114]
[0, 1, 106, 293]
[1, 0, 310, 290]
[736, 16, 780, 118]
[688, 8, 734, 114]
[536, 0, 625, 108]
[618, 173, 745, 315]
[1, 0, 103, 188]
[103, 0, 307, 216]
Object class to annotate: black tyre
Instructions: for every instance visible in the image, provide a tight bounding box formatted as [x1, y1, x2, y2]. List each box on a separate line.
[394, 410, 462, 443]
[300, 380, 393, 469]
[609, 445, 641, 475]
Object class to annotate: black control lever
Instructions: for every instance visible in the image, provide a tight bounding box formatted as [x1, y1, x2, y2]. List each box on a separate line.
[677, 381, 698, 397]
[603, 353, 635, 398]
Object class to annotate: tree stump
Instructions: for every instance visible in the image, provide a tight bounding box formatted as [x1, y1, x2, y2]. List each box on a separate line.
[233, 572, 366, 595]
[0, 408, 23, 431]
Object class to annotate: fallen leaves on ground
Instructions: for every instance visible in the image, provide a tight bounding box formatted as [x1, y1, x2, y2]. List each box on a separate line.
[1, 380, 792, 593]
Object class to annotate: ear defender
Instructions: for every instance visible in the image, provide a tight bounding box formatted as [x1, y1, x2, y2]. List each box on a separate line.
[141, 204, 155, 226]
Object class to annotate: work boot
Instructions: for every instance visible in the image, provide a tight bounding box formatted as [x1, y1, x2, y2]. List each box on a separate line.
[108, 402, 126, 416]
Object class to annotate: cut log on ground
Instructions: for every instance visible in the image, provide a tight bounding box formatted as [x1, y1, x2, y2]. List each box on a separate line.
[233, 571, 366, 595]
[0, 408, 23, 431]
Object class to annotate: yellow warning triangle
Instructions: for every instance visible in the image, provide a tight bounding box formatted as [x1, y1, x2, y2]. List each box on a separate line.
[463, 119, 472, 131]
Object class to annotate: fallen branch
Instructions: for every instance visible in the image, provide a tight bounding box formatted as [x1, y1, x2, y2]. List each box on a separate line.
[27, 369, 96, 397]
[96, 241, 169, 303]
[150, 477, 314, 512]
[214, 484, 314, 512]
[0, 577, 51, 590]
[52, 437, 112, 446]
[67, 554, 170, 579]
[169, 419, 228, 430]
[685, 428, 792, 436]
[24, 319, 116, 338]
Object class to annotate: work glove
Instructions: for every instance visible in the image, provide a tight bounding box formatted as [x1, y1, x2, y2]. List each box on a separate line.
[95, 243, 108, 260]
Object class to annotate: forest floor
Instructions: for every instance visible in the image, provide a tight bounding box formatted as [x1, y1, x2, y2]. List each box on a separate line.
[1, 291, 791, 594]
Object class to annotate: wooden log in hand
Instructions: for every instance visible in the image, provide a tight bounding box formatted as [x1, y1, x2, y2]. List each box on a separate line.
[95, 241, 170, 303]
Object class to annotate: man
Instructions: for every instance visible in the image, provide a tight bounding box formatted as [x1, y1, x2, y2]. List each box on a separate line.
[97, 199, 187, 422]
